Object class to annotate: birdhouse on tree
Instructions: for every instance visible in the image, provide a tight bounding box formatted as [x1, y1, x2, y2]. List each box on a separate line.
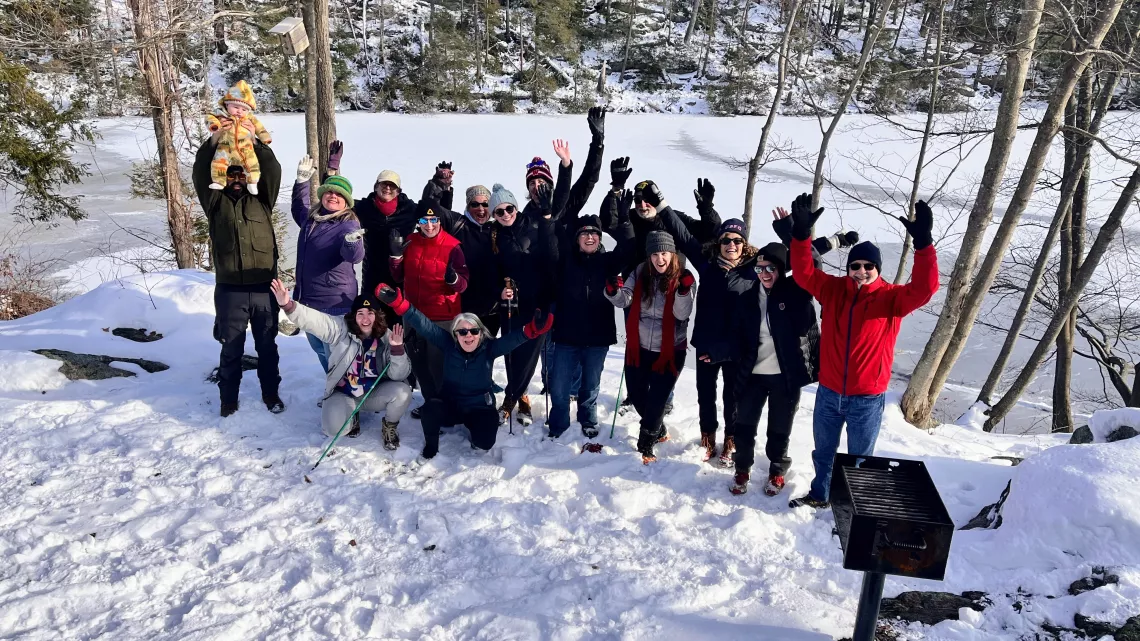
[269, 17, 309, 56]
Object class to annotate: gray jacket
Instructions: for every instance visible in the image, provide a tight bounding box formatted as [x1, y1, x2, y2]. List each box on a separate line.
[606, 263, 694, 352]
[286, 302, 412, 398]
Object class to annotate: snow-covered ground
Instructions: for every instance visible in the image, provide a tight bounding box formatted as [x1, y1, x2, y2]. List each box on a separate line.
[2, 271, 1138, 640]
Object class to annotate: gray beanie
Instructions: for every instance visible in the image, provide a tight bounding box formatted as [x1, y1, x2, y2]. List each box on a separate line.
[645, 230, 676, 256]
[489, 183, 518, 212]
[466, 185, 491, 203]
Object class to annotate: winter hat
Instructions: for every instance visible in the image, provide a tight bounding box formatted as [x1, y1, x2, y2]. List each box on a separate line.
[756, 242, 789, 274]
[719, 218, 746, 238]
[220, 80, 257, 111]
[374, 169, 402, 190]
[645, 230, 676, 256]
[848, 241, 882, 272]
[576, 214, 602, 236]
[416, 198, 442, 221]
[466, 185, 491, 203]
[351, 292, 381, 314]
[489, 183, 518, 213]
[316, 175, 353, 202]
[524, 157, 554, 186]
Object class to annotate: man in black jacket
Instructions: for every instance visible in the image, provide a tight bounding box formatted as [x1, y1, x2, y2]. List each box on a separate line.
[432, 184, 501, 336]
[192, 135, 284, 417]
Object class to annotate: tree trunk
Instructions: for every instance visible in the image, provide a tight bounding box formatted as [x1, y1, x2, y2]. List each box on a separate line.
[302, 0, 320, 189]
[899, 0, 1046, 426]
[810, 0, 896, 208]
[918, 0, 1126, 421]
[103, 0, 123, 106]
[684, 0, 701, 43]
[742, 0, 803, 234]
[985, 167, 1140, 431]
[127, 0, 194, 269]
[310, 0, 337, 171]
[213, 0, 228, 54]
[621, 0, 636, 78]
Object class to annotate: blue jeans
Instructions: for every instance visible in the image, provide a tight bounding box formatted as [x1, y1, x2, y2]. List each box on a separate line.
[542, 340, 580, 391]
[809, 384, 886, 502]
[549, 344, 607, 435]
[306, 332, 331, 373]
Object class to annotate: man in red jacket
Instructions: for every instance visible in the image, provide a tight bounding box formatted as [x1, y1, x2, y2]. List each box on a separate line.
[785, 194, 939, 508]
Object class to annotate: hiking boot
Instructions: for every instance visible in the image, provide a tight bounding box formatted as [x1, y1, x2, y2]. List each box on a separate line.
[381, 418, 400, 450]
[656, 432, 670, 444]
[220, 401, 239, 417]
[700, 433, 717, 462]
[411, 404, 423, 420]
[499, 397, 518, 425]
[730, 473, 750, 495]
[617, 397, 636, 416]
[263, 394, 285, 414]
[517, 395, 533, 426]
[718, 436, 735, 468]
[582, 424, 600, 439]
[346, 414, 361, 438]
[640, 450, 657, 465]
[664, 401, 674, 416]
[788, 494, 830, 509]
[764, 474, 786, 497]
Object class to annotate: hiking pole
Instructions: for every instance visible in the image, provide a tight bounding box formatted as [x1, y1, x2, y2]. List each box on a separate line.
[311, 361, 392, 471]
[609, 368, 625, 439]
[503, 277, 518, 435]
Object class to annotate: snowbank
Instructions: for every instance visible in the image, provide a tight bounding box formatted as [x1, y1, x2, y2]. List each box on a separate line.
[0, 350, 70, 392]
[1086, 407, 1140, 442]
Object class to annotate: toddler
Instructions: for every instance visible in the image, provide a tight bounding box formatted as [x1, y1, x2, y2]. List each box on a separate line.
[206, 80, 272, 195]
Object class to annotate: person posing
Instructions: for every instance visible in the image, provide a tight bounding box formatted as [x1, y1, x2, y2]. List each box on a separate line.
[377, 285, 553, 459]
[292, 157, 364, 372]
[272, 281, 412, 449]
[785, 194, 939, 509]
[427, 182, 501, 336]
[725, 242, 820, 497]
[490, 183, 557, 426]
[606, 231, 695, 463]
[521, 107, 606, 223]
[388, 200, 470, 410]
[192, 130, 283, 418]
[547, 207, 635, 439]
[658, 179, 755, 468]
[204, 80, 273, 194]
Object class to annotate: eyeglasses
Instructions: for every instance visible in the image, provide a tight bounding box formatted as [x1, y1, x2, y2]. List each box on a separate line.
[494, 205, 517, 217]
[848, 261, 878, 272]
[454, 328, 479, 337]
[418, 217, 440, 225]
[755, 264, 780, 274]
[377, 183, 399, 193]
[720, 237, 744, 246]
[468, 201, 489, 209]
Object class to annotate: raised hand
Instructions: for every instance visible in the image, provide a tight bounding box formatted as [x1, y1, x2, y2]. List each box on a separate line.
[389, 324, 404, 347]
[693, 178, 715, 210]
[587, 106, 605, 142]
[553, 139, 572, 167]
[899, 200, 934, 249]
[270, 279, 292, 307]
[678, 270, 696, 296]
[296, 155, 317, 183]
[327, 140, 344, 171]
[605, 275, 624, 295]
[433, 161, 454, 188]
[388, 228, 406, 257]
[636, 180, 666, 210]
[345, 228, 366, 243]
[617, 189, 634, 224]
[838, 230, 859, 247]
[790, 193, 824, 241]
[610, 156, 632, 188]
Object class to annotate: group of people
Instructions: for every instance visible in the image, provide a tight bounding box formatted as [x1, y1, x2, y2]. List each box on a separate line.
[193, 84, 939, 506]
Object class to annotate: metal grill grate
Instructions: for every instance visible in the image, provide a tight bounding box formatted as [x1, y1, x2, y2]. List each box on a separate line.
[844, 467, 946, 522]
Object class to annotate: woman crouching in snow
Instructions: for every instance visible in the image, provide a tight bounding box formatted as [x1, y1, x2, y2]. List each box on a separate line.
[375, 284, 554, 460]
[270, 279, 412, 449]
[606, 231, 695, 464]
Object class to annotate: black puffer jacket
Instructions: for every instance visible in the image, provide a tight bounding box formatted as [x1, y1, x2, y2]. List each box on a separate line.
[492, 214, 556, 322]
[550, 214, 634, 347]
[729, 267, 820, 393]
[600, 189, 721, 276]
[355, 192, 419, 296]
[435, 207, 498, 318]
[521, 140, 605, 225]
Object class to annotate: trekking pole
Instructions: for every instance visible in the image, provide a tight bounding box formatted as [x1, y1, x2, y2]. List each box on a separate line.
[311, 361, 392, 471]
[503, 277, 519, 434]
[609, 368, 625, 439]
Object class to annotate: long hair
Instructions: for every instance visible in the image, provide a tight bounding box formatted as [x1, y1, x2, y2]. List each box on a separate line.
[639, 253, 682, 303]
[344, 308, 389, 340]
[309, 202, 358, 222]
[704, 238, 757, 265]
[450, 313, 489, 346]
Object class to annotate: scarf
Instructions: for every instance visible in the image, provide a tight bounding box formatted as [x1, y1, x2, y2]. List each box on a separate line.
[716, 254, 740, 271]
[625, 272, 680, 375]
[310, 206, 352, 223]
[373, 194, 398, 217]
[336, 338, 380, 398]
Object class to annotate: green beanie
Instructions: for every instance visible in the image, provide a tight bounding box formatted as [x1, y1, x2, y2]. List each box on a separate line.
[316, 175, 353, 202]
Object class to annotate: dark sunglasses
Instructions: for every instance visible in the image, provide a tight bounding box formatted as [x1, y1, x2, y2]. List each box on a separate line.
[720, 237, 744, 246]
[755, 264, 780, 274]
[468, 201, 489, 209]
[494, 205, 517, 216]
[848, 261, 878, 272]
[454, 328, 479, 337]
[418, 217, 440, 225]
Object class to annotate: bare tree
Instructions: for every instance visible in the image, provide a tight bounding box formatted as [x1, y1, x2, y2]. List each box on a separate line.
[684, 0, 701, 44]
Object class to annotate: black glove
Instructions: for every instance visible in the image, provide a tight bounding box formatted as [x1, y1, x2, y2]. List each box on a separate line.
[840, 230, 860, 247]
[535, 182, 553, 213]
[635, 180, 666, 210]
[900, 200, 934, 250]
[610, 156, 632, 188]
[790, 193, 824, 241]
[388, 228, 406, 257]
[587, 106, 605, 143]
[693, 178, 715, 211]
[617, 189, 633, 224]
[772, 215, 793, 245]
[445, 263, 458, 285]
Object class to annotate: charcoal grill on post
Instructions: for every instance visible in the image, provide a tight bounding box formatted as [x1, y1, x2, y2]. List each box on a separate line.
[830, 453, 955, 641]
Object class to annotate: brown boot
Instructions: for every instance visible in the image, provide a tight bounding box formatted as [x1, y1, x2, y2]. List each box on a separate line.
[516, 395, 533, 426]
[718, 436, 735, 468]
[499, 397, 517, 425]
[700, 433, 717, 462]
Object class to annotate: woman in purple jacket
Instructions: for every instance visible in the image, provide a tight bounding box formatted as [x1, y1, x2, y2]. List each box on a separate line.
[293, 156, 365, 371]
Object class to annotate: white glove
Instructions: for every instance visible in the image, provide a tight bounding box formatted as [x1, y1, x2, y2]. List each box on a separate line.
[345, 228, 366, 243]
[296, 155, 317, 183]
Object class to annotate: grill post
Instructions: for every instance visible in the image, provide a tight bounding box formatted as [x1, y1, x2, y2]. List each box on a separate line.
[852, 571, 886, 641]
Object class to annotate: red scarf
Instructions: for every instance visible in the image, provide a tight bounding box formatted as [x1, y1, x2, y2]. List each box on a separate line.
[625, 273, 680, 375]
[373, 194, 398, 217]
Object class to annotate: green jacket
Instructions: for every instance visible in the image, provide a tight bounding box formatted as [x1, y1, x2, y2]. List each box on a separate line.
[192, 138, 282, 285]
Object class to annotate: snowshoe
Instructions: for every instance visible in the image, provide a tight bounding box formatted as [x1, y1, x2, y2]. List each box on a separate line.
[346, 414, 361, 438]
[730, 473, 749, 495]
[263, 394, 285, 414]
[717, 436, 735, 468]
[382, 418, 400, 450]
[582, 425, 600, 439]
[220, 401, 239, 417]
[655, 432, 670, 444]
[516, 395, 533, 426]
[582, 443, 603, 454]
[764, 474, 786, 497]
[411, 404, 423, 420]
[641, 451, 657, 465]
[788, 494, 830, 509]
[700, 433, 717, 462]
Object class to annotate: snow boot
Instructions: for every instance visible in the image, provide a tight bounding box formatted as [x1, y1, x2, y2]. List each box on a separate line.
[788, 494, 830, 509]
[617, 397, 636, 416]
[263, 393, 285, 414]
[381, 418, 400, 450]
[411, 404, 423, 420]
[516, 395, 533, 426]
[499, 397, 517, 425]
[730, 473, 749, 495]
[700, 433, 717, 462]
[718, 436, 735, 468]
[582, 424, 600, 439]
[664, 400, 674, 416]
[346, 413, 361, 438]
[764, 474, 786, 497]
[247, 183, 259, 195]
[640, 448, 657, 465]
[220, 401, 239, 417]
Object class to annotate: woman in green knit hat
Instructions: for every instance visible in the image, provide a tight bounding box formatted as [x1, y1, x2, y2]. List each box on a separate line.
[291, 156, 366, 373]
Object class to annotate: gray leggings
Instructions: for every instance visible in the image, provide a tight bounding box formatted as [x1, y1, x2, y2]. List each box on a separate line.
[321, 381, 413, 436]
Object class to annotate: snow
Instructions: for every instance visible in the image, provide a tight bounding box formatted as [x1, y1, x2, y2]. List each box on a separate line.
[1086, 407, 1140, 441]
[0, 350, 70, 393]
[1, 270, 1137, 639]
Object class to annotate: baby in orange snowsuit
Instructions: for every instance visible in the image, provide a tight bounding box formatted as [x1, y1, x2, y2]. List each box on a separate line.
[206, 80, 273, 195]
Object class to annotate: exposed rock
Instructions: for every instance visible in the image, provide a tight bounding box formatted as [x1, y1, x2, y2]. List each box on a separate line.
[1074, 614, 1117, 639]
[1068, 568, 1119, 596]
[111, 327, 163, 342]
[962, 480, 1012, 530]
[206, 355, 259, 383]
[878, 591, 987, 626]
[33, 349, 169, 380]
[1106, 425, 1139, 443]
[1116, 616, 1140, 641]
[1070, 425, 1094, 444]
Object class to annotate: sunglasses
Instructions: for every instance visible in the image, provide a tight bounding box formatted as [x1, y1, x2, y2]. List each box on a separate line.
[849, 261, 878, 272]
[418, 217, 440, 225]
[468, 201, 489, 209]
[494, 205, 517, 217]
[454, 328, 479, 337]
[377, 183, 399, 193]
[720, 237, 744, 246]
[755, 264, 780, 274]
[633, 196, 646, 204]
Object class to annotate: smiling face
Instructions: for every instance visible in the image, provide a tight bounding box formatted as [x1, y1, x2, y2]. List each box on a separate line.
[755, 260, 780, 289]
[578, 230, 601, 253]
[635, 197, 657, 219]
[419, 215, 441, 238]
[848, 260, 880, 287]
[650, 251, 672, 274]
[455, 321, 482, 352]
[321, 190, 347, 212]
[374, 181, 399, 203]
[355, 308, 376, 334]
[493, 203, 517, 227]
[719, 233, 744, 261]
[467, 197, 491, 224]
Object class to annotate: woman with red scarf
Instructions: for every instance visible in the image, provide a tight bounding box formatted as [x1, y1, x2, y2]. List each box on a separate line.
[606, 231, 695, 463]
